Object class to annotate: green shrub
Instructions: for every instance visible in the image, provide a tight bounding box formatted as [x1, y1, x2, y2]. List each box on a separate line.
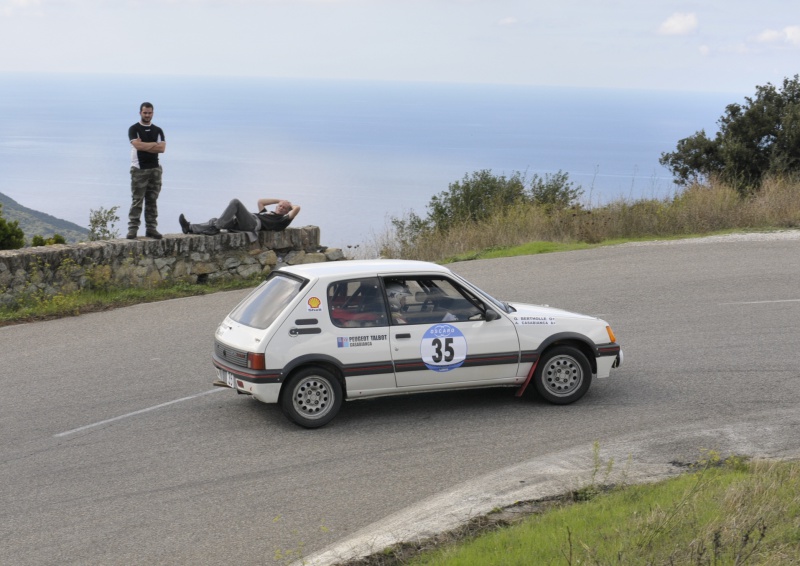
[88, 206, 121, 241]
[0, 203, 25, 250]
[30, 234, 67, 247]
[385, 169, 584, 256]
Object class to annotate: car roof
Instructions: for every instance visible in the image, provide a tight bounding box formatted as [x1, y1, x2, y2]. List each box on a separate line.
[278, 259, 451, 280]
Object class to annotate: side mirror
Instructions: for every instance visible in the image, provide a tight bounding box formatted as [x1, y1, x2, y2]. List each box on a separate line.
[484, 309, 501, 321]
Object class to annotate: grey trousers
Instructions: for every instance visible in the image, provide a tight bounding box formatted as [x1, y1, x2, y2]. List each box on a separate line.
[189, 199, 258, 235]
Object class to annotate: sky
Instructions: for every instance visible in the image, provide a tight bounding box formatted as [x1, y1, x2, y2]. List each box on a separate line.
[0, 0, 798, 93]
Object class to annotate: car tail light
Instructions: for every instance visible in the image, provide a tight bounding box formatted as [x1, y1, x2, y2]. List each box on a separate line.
[247, 353, 266, 370]
[606, 326, 617, 343]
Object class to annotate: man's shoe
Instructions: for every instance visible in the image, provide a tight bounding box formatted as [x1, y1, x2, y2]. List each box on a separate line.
[179, 214, 190, 234]
[126, 230, 137, 239]
[145, 229, 163, 240]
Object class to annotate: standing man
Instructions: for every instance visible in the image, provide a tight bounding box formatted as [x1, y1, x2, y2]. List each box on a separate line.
[128, 102, 166, 239]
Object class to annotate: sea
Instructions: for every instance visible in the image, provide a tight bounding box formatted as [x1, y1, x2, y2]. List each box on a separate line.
[0, 73, 737, 249]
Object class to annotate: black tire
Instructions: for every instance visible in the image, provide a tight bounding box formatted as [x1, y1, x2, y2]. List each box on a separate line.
[281, 367, 343, 428]
[533, 346, 592, 405]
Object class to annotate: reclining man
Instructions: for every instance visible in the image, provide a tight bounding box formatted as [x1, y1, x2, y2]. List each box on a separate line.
[179, 198, 301, 242]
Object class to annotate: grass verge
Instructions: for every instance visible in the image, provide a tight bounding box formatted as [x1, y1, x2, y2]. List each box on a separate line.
[344, 456, 800, 566]
[439, 229, 771, 263]
[0, 277, 259, 327]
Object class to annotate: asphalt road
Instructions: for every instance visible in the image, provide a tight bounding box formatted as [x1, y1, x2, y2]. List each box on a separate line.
[2, 235, 800, 566]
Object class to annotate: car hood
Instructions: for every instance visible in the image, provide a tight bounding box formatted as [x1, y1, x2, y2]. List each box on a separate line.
[505, 302, 612, 346]
[506, 302, 598, 321]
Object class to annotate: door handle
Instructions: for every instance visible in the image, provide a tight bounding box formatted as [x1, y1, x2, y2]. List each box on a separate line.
[395, 333, 411, 339]
[289, 327, 322, 337]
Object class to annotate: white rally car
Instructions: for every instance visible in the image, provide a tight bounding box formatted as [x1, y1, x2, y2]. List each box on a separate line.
[213, 260, 622, 428]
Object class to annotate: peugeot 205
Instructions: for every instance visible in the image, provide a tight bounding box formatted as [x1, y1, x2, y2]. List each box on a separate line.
[212, 259, 622, 428]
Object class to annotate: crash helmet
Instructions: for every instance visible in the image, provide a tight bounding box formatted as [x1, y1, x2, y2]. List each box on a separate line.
[385, 283, 411, 311]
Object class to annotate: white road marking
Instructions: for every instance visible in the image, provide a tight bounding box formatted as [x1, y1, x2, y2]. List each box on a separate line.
[720, 299, 800, 305]
[54, 388, 225, 438]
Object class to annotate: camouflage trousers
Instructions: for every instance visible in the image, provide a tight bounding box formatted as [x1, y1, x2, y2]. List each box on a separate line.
[128, 166, 162, 230]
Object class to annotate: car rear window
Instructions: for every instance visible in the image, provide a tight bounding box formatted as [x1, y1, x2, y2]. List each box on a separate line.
[229, 273, 305, 330]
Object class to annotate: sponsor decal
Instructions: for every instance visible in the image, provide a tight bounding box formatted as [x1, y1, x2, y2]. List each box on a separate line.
[420, 324, 467, 372]
[513, 315, 556, 326]
[307, 297, 323, 312]
[337, 334, 387, 348]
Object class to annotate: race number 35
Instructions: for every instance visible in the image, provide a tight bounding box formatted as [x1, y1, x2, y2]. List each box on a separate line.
[421, 324, 467, 372]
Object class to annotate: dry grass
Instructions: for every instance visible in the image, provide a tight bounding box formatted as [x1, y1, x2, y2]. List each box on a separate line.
[371, 178, 800, 262]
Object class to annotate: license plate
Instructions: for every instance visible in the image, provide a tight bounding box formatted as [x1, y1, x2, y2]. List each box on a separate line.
[218, 369, 236, 389]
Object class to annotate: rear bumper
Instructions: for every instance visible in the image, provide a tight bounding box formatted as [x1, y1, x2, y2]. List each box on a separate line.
[213, 361, 282, 404]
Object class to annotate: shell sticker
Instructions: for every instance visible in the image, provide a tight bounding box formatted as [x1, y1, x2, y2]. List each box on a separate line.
[307, 297, 322, 312]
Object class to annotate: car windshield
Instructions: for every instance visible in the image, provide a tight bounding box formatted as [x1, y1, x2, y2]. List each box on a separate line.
[229, 273, 305, 330]
[450, 273, 510, 313]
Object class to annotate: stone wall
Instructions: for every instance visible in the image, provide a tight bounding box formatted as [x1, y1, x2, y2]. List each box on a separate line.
[0, 226, 345, 306]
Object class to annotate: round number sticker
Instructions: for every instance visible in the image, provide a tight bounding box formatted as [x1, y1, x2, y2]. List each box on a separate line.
[421, 324, 467, 372]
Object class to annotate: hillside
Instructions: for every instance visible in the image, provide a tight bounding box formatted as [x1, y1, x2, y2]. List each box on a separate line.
[0, 192, 89, 244]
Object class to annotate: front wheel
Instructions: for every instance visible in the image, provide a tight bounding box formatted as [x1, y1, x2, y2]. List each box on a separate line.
[533, 346, 592, 404]
[281, 367, 343, 428]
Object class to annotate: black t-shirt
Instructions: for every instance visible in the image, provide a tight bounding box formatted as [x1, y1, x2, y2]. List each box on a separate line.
[129, 122, 165, 169]
[255, 210, 293, 231]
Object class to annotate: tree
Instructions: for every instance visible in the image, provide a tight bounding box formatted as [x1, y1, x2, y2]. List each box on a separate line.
[427, 169, 528, 232]
[528, 170, 584, 211]
[660, 75, 800, 194]
[0, 203, 25, 250]
[88, 206, 121, 241]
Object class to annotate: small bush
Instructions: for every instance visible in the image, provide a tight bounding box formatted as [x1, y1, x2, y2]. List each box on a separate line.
[30, 234, 67, 247]
[0, 203, 25, 250]
[88, 206, 121, 241]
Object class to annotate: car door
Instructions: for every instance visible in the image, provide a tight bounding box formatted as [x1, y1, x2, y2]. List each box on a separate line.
[384, 275, 521, 387]
[327, 277, 395, 395]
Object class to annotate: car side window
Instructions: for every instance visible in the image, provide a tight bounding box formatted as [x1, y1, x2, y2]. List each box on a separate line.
[328, 278, 389, 328]
[382, 276, 484, 325]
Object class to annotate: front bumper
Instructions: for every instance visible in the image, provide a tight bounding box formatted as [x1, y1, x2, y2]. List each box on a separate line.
[596, 346, 622, 378]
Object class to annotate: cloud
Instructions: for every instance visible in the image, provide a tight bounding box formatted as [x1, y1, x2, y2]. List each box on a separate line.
[658, 12, 698, 36]
[1, 0, 40, 17]
[498, 16, 517, 26]
[755, 26, 800, 46]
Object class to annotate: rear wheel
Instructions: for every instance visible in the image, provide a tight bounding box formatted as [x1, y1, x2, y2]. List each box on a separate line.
[281, 367, 343, 428]
[533, 346, 592, 404]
